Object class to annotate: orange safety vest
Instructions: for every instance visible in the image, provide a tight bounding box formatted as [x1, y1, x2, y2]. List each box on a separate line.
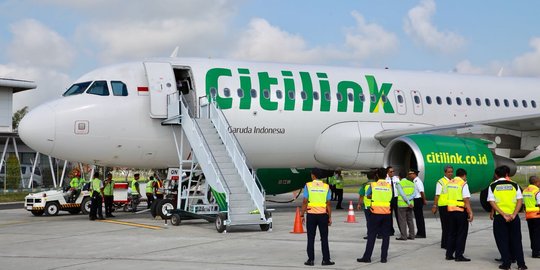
[523, 185, 540, 220]
[447, 177, 466, 212]
[370, 180, 392, 214]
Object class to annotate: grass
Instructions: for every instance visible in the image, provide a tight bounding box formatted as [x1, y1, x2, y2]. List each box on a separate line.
[0, 192, 28, 203]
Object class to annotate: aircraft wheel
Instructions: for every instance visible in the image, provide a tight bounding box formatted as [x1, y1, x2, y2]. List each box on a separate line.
[81, 197, 91, 214]
[158, 198, 175, 219]
[31, 210, 44, 216]
[171, 213, 181, 226]
[480, 188, 491, 212]
[215, 213, 227, 233]
[45, 202, 60, 216]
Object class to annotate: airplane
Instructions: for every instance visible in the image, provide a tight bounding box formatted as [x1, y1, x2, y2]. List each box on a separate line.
[17, 57, 540, 211]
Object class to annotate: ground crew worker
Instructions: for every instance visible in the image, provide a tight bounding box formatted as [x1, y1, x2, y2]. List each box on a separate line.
[411, 170, 427, 238]
[395, 171, 417, 241]
[445, 168, 473, 262]
[68, 171, 82, 203]
[328, 175, 336, 201]
[432, 165, 453, 249]
[300, 172, 335, 266]
[357, 167, 392, 264]
[103, 173, 114, 218]
[523, 175, 540, 258]
[358, 170, 376, 239]
[130, 173, 141, 213]
[145, 176, 155, 209]
[154, 175, 164, 200]
[385, 166, 400, 236]
[488, 166, 528, 270]
[334, 170, 344, 209]
[89, 172, 104, 221]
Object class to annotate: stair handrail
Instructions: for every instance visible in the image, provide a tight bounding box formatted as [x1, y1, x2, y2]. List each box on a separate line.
[177, 94, 231, 209]
[207, 99, 266, 219]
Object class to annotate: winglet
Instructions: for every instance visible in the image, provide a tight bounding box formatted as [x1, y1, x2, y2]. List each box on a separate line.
[497, 67, 504, 77]
[170, 46, 180, 58]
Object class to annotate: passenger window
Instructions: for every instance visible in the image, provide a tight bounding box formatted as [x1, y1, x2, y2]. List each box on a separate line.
[250, 89, 257, 98]
[276, 90, 283, 99]
[348, 93, 354, 102]
[399, 95, 405, 104]
[532, 100, 537, 108]
[370, 94, 376, 103]
[325, 92, 331, 101]
[336, 92, 343, 102]
[504, 99, 509, 107]
[436, 96, 442, 105]
[288, 91, 295, 100]
[262, 89, 269, 99]
[475, 98, 481, 106]
[414, 96, 420, 104]
[111, 81, 128, 96]
[237, 88, 244, 98]
[513, 99, 518, 107]
[86, 81, 110, 96]
[223, 88, 231, 97]
[381, 95, 388, 103]
[446, 97, 452, 105]
[425, 96, 431, 104]
[313, 92, 319, 100]
[210, 87, 217, 98]
[485, 98, 491, 107]
[522, 100, 528, 108]
[63, 81, 92, 96]
[456, 97, 462, 106]
[494, 99, 500, 107]
[466, 97, 471, 106]
[301, 91, 307, 100]
[359, 93, 365, 102]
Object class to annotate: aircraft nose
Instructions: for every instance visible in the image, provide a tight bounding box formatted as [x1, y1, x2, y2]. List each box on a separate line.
[18, 104, 56, 155]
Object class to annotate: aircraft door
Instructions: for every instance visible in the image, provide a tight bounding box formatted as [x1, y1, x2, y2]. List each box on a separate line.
[143, 62, 177, 118]
[411, 90, 424, 115]
[394, 90, 407, 115]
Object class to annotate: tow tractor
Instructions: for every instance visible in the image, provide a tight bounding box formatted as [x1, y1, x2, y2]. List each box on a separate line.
[24, 188, 92, 216]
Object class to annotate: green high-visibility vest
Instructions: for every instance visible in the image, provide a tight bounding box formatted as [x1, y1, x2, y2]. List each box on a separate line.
[334, 176, 343, 189]
[145, 180, 154, 193]
[491, 180, 518, 215]
[437, 177, 449, 207]
[103, 180, 114, 196]
[364, 184, 372, 208]
[70, 177, 81, 189]
[91, 178, 102, 194]
[397, 179, 415, 207]
[131, 180, 139, 195]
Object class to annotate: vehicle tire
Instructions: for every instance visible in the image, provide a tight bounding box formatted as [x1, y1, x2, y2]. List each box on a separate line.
[158, 198, 175, 219]
[81, 197, 91, 215]
[171, 213, 181, 226]
[45, 202, 60, 216]
[69, 208, 81, 215]
[260, 211, 271, 231]
[480, 188, 492, 212]
[215, 212, 227, 233]
[150, 199, 160, 218]
[31, 210, 44, 216]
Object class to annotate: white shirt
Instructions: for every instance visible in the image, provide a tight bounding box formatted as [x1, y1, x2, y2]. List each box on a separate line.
[435, 176, 452, 196]
[413, 177, 424, 199]
[487, 178, 523, 202]
[386, 175, 400, 197]
[462, 183, 471, 198]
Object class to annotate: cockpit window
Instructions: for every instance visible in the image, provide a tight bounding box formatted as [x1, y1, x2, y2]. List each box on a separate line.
[86, 81, 110, 96]
[111, 81, 128, 96]
[63, 81, 92, 96]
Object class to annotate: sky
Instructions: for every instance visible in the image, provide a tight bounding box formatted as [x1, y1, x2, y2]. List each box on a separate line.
[1, 0, 540, 111]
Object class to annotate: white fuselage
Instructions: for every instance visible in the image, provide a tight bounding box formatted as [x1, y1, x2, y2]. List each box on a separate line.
[18, 57, 540, 169]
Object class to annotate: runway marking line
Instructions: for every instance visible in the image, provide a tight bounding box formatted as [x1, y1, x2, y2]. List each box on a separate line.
[96, 219, 162, 230]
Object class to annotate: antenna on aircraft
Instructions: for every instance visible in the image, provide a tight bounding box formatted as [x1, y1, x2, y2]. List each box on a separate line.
[497, 67, 504, 77]
[170, 46, 180, 58]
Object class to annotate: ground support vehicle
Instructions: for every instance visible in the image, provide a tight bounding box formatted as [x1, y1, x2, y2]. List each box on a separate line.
[24, 189, 91, 216]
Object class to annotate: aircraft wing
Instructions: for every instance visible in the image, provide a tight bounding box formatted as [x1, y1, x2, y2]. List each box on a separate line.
[375, 113, 540, 145]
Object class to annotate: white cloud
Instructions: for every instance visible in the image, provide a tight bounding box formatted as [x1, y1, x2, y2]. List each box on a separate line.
[404, 0, 465, 53]
[7, 19, 76, 69]
[511, 37, 540, 77]
[453, 60, 486, 75]
[345, 11, 399, 61]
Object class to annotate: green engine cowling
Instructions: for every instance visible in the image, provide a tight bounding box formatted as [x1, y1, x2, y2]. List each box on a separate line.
[383, 134, 515, 200]
[256, 168, 312, 195]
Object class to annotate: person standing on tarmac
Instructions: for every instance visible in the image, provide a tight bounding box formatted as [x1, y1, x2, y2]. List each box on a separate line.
[488, 166, 528, 270]
[432, 165, 453, 249]
[300, 172, 335, 266]
[334, 170, 344, 209]
[358, 170, 376, 239]
[410, 170, 427, 239]
[103, 173, 115, 218]
[385, 166, 400, 236]
[523, 175, 540, 259]
[445, 168, 473, 262]
[130, 173, 141, 213]
[145, 176, 155, 209]
[357, 167, 393, 264]
[395, 171, 417, 241]
[89, 172, 105, 221]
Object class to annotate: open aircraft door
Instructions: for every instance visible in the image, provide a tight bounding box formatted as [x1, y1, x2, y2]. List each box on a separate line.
[143, 62, 177, 118]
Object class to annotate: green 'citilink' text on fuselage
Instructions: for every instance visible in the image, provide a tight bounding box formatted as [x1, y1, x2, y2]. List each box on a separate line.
[205, 68, 395, 113]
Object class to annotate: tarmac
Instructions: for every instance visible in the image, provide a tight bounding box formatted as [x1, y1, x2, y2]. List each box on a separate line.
[1, 193, 539, 270]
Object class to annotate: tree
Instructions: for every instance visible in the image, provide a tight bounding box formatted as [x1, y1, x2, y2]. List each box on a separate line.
[12, 106, 28, 131]
[6, 154, 21, 189]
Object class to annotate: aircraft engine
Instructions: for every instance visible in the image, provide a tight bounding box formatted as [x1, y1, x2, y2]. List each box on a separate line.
[383, 134, 516, 200]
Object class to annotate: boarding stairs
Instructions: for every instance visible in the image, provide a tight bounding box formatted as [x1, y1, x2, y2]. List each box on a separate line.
[163, 92, 270, 230]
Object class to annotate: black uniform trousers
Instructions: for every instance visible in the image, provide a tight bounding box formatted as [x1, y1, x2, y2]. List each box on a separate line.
[446, 211, 468, 258]
[306, 213, 331, 262]
[527, 218, 540, 256]
[361, 213, 391, 260]
[335, 189, 343, 209]
[89, 192, 103, 220]
[390, 197, 399, 235]
[146, 193, 154, 209]
[413, 198, 426, 237]
[493, 214, 526, 267]
[438, 206, 449, 249]
[363, 208, 371, 235]
[104, 195, 114, 217]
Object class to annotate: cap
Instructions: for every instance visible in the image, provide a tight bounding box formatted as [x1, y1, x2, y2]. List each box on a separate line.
[408, 169, 419, 175]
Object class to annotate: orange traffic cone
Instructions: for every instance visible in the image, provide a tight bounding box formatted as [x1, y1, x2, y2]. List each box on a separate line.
[290, 207, 305, 233]
[345, 201, 358, 223]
